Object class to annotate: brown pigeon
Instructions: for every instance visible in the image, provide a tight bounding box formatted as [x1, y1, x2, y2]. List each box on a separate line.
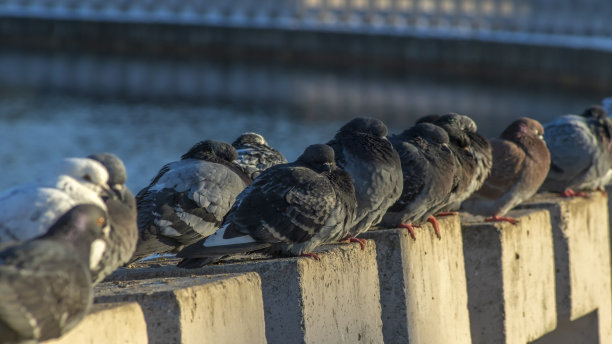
[461, 117, 550, 224]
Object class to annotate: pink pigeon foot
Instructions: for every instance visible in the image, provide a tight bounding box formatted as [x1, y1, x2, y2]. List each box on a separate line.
[561, 189, 589, 198]
[485, 215, 519, 225]
[399, 223, 418, 240]
[427, 216, 442, 240]
[301, 252, 320, 261]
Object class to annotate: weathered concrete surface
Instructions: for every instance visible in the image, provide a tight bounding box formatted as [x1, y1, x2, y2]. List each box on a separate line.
[462, 208, 557, 344]
[520, 192, 612, 344]
[530, 311, 599, 344]
[361, 215, 471, 344]
[108, 242, 383, 344]
[95, 273, 266, 344]
[44, 302, 148, 344]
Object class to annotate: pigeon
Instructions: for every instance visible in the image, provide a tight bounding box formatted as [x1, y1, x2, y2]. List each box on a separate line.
[0, 204, 109, 342]
[87, 153, 138, 283]
[417, 113, 493, 212]
[176, 144, 357, 268]
[326, 117, 403, 245]
[540, 105, 612, 196]
[0, 157, 111, 243]
[381, 123, 457, 239]
[130, 140, 252, 262]
[461, 117, 550, 224]
[232, 132, 288, 179]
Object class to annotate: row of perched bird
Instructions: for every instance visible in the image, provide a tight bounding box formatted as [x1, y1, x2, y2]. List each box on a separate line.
[1, 104, 611, 342]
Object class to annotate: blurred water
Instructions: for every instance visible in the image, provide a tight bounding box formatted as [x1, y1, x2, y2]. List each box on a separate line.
[0, 49, 603, 194]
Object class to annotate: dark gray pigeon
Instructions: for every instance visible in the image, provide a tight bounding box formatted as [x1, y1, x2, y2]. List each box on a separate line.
[131, 140, 252, 262]
[176, 144, 357, 268]
[0, 157, 111, 244]
[87, 153, 138, 283]
[417, 113, 493, 212]
[232, 132, 288, 179]
[462, 118, 550, 223]
[540, 105, 612, 196]
[0, 204, 109, 342]
[381, 123, 456, 239]
[326, 117, 403, 245]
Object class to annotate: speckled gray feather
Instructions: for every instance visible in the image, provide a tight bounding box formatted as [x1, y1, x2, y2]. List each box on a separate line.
[540, 106, 612, 192]
[232, 132, 288, 180]
[176, 144, 357, 268]
[131, 140, 251, 262]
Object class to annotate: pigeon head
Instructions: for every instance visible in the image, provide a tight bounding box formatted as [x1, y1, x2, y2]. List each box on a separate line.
[87, 153, 127, 186]
[232, 132, 268, 148]
[401, 123, 451, 146]
[182, 140, 238, 163]
[88, 153, 129, 201]
[581, 105, 612, 142]
[582, 105, 607, 120]
[297, 144, 336, 173]
[42, 204, 110, 270]
[338, 117, 388, 138]
[52, 158, 112, 197]
[501, 117, 545, 141]
[435, 113, 478, 133]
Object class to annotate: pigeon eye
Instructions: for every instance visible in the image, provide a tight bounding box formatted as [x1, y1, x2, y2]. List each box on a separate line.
[97, 216, 106, 227]
[83, 174, 92, 182]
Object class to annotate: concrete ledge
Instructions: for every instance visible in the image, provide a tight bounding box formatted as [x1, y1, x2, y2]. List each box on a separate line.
[462, 208, 557, 344]
[44, 302, 148, 344]
[108, 242, 383, 344]
[95, 273, 266, 344]
[361, 215, 471, 344]
[520, 192, 612, 344]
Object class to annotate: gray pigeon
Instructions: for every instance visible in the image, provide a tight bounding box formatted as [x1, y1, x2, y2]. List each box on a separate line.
[232, 132, 288, 179]
[382, 123, 456, 239]
[176, 144, 357, 268]
[540, 105, 612, 196]
[87, 153, 138, 283]
[326, 117, 403, 245]
[0, 157, 111, 244]
[462, 118, 550, 223]
[417, 113, 493, 212]
[0, 204, 109, 342]
[131, 140, 252, 262]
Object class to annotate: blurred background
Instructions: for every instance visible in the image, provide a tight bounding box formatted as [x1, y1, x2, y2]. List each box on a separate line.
[0, 0, 609, 192]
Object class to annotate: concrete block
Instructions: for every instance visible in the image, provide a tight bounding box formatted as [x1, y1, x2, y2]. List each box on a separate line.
[361, 215, 471, 344]
[95, 273, 266, 344]
[520, 192, 612, 344]
[462, 208, 557, 344]
[108, 242, 384, 344]
[44, 302, 148, 344]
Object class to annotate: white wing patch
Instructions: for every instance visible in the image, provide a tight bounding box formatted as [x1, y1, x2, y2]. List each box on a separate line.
[203, 225, 255, 247]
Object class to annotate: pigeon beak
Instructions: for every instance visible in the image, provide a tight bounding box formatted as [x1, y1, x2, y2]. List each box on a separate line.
[538, 135, 544, 140]
[99, 184, 114, 201]
[441, 143, 451, 153]
[111, 184, 125, 201]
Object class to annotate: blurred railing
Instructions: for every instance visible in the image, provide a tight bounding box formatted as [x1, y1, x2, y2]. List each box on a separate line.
[0, 0, 611, 38]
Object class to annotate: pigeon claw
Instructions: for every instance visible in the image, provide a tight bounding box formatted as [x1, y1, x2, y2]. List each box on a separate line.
[301, 252, 320, 261]
[399, 223, 417, 240]
[435, 211, 458, 217]
[485, 215, 519, 225]
[561, 189, 589, 198]
[427, 216, 442, 240]
[347, 237, 367, 251]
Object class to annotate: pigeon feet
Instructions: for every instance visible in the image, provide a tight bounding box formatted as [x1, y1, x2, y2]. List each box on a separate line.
[485, 215, 519, 225]
[561, 189, 589, 198]
[427, 216, 442, 240]
[435, 211, 458, 217]
[399, 223, 417, 240]
[346, 237, 367, 251]
[301, 252, 320, 261]
[597, 187, 608, 197]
